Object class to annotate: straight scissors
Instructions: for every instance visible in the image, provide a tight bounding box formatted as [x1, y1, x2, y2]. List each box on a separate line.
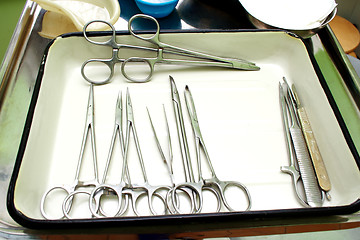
[81, 14, 260, 85]
[182, 85, 252, 212]
[40, 84, 100, 220]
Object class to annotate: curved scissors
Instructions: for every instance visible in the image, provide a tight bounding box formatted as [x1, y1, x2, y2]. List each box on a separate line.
[81, 14, 260, 85]
[182, 85, 252, 212]
[40, 84, 100, 220]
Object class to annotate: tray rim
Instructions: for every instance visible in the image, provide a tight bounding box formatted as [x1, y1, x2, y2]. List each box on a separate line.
[7, 29, 360, 229]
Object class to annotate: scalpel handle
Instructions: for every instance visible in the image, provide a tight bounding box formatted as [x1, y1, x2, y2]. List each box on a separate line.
[297, 107, 331, 192]
[289, 126, 323, 207]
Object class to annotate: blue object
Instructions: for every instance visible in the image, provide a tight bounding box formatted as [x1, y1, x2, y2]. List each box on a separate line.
[134, 0, 179, 18]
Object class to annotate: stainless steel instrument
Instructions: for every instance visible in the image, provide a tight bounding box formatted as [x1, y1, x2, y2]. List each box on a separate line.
[279, 79, 323, 207]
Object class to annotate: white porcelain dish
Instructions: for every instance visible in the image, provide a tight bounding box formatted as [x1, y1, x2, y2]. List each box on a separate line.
[34, 0, 120, 31]
[7, 30, 360, 228]
[240, 0, 337, 30]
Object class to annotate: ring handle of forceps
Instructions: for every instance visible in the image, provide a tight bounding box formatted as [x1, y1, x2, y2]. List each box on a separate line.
[171, 183, 203, 214]
[88, 184, 128, 218]
[122, 187, 169, 216]
[41, 186, 72, 220]
[204, 178, 252, 212]
[83, 20, 117, 47]
[81, 59, 116, 85]
[128, 14, 160, 44]
[62, 190, 93, 219]
[171, 183, 224, 213]
[82, 20, 119, 85]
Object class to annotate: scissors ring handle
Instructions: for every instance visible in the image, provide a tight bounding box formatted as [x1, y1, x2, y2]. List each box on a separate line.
[89, 184, 125, 218]
[121, 57, 154, 83]
[62, 190, 92, 219]
[40, 186, 71, 220]
[83, 20, 117, 46]
[208, 180, 252, 212]
[171, 183, 203, 214]
[81, 59, 115, 85]
[202, 186, 222, 213]
[147, 185, 172, 215]
[128, 14, 160, 43]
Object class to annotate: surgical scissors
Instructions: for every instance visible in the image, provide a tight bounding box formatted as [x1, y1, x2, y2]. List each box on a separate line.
[40, 84, 100, 220]
[174, 85, 252, 212]
[81, 14, 260, 85]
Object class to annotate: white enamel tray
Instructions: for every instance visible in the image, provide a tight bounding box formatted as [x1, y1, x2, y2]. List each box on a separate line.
[7, 30, 360, 228]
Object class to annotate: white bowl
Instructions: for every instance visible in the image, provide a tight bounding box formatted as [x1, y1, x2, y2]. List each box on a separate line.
[240, 0, 337, 37]
[34, 0, 120, 31]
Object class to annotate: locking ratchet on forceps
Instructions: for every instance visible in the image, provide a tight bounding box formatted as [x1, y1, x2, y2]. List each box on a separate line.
[89, 91, 129, 218]
[41, 84, 100, 220]
[81, 14, 260, 85]
[183, 85, 251, 212]
[121, 89, 170, 216]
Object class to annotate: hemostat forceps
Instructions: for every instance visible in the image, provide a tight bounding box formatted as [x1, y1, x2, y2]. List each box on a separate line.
[170, 77, 205, 214]
[183, 85, 251, 212]
[41, 84, 100, 220]
[122, 89, 170, 216]
[81, 14, 260, 85]
[89, 91, 129, 218]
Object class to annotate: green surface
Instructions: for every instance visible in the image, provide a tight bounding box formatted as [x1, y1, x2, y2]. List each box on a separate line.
[314, 46, 360, 154]
[0, 0, 26, 63]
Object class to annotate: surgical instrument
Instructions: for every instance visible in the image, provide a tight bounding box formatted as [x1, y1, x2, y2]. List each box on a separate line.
[89, 91, 129, 218]
[169, 76, 204, 213]
[288, 80, 331, 200]
[182, 85, 251, 212]
[81, 14, 260, 85]
[121, 89, 170, 216]
[147, 106, 196, 214]
[41, 84, 100, 220]
[279, 79, 323, 207]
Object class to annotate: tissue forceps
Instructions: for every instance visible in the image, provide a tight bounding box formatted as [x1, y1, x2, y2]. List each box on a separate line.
[182, 85, 251, 212]
[147, 106, 195, 214]
[41, 84, 100, 220]
[81, 14, 260, 85]
[121, 89, 170, 216]
[279, 80, 323, 207]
